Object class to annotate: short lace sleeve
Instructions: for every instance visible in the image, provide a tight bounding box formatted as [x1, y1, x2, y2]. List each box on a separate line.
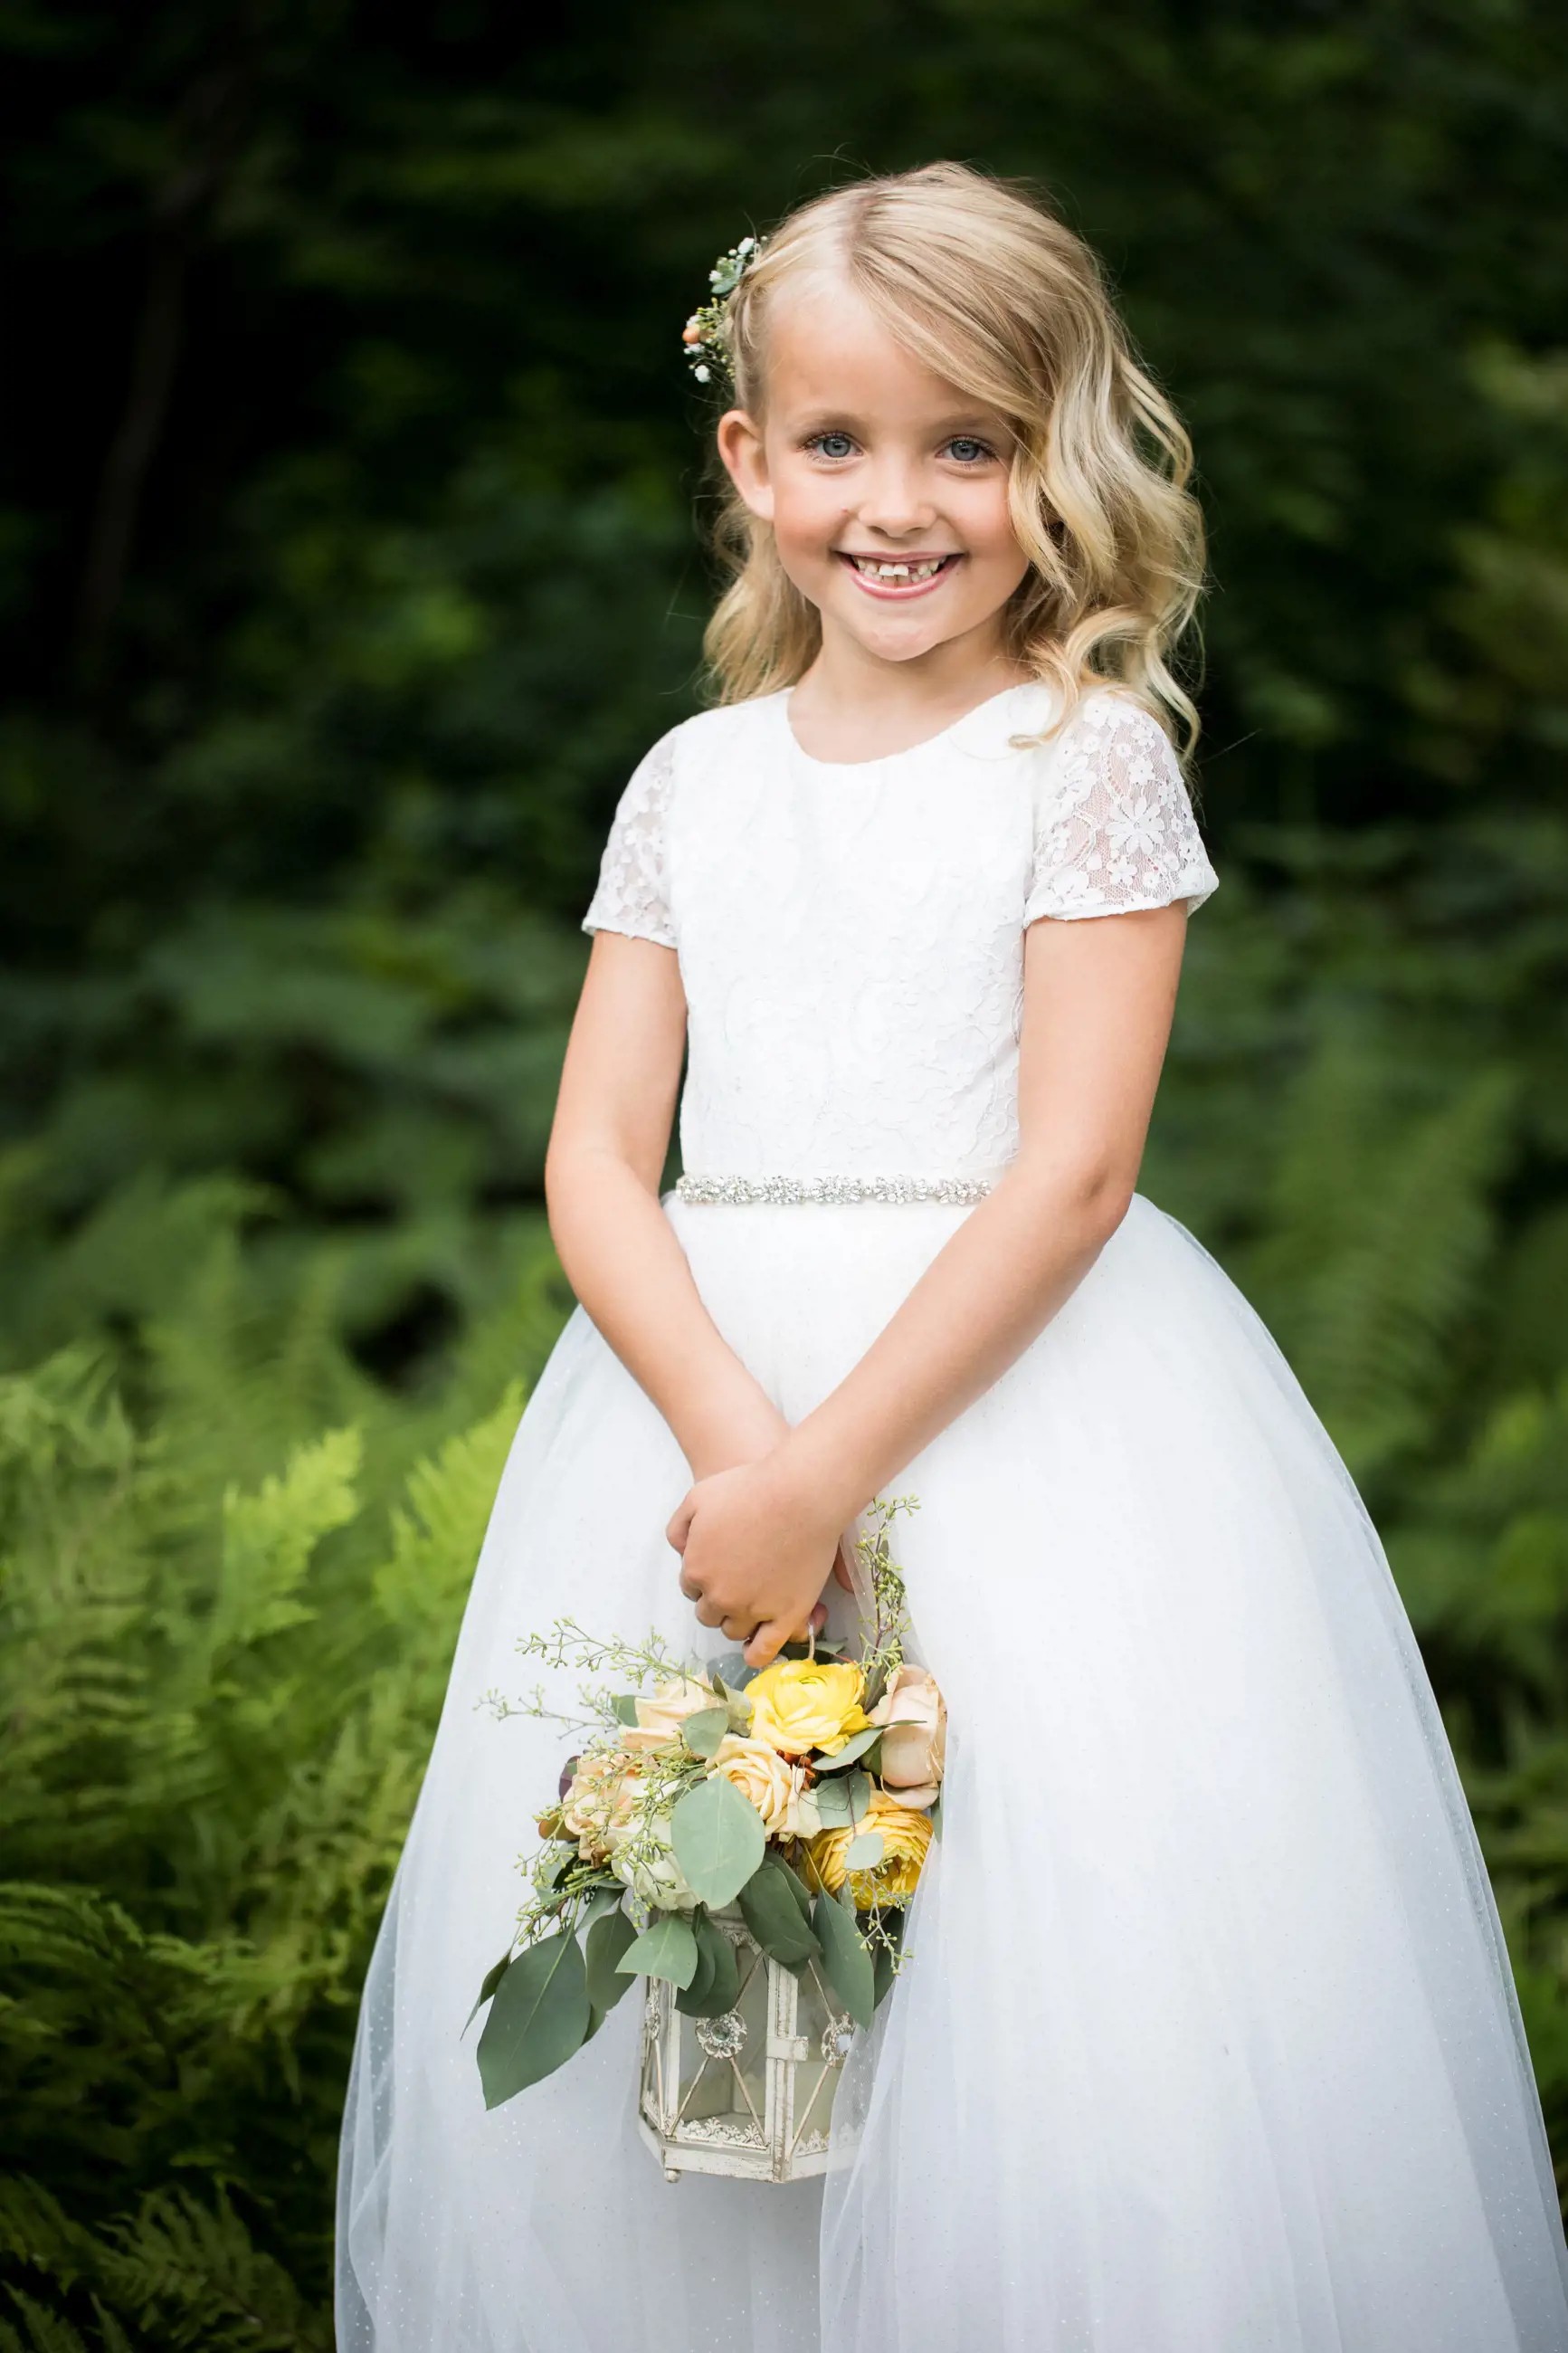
[1024, 692, 1218, 924]
[582, 730, 678, 949]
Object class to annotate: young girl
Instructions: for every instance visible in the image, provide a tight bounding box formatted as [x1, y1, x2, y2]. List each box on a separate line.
[337, 166, 1568, 2351]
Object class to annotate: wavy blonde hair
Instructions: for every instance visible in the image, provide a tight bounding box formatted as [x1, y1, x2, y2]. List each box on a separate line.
[702, 163, 1205, 757]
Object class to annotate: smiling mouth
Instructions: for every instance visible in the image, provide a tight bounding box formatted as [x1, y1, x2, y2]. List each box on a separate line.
[837, 552, 962, 595]
[840, 552, 959, 582]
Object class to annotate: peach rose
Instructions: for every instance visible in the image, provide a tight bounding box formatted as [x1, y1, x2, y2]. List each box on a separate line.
[869, 1664, 946, 1809]
[620, 1672, 718, 1753]
[710, 1733, 821, 1839]
[560, 1748, 642, 1859]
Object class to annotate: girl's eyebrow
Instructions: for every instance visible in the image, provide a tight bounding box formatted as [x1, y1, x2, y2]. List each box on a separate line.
[788, 405, 1008, 435]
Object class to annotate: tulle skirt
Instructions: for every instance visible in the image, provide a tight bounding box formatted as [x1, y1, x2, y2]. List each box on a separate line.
[336, 1194, 1568, 2352]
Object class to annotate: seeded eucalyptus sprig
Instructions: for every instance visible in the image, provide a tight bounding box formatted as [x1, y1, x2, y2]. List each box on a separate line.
[854, 1493, 920, 1710]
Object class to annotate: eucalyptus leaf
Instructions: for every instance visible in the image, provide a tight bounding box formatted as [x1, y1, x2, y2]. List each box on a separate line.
[771, 1852, 815, 1920]
[813, 1726, 881, 1774]
[844, 1830, 885, 1872]
[617, 1909, 699, 1989]
[680, 1705, 729, 1759]
[872, 1939, 898, 2009]
[715, 1675, 755, 1730]
[477, 1930, 590, 2108]
[813, 1776, 855, 1829]
[813, 1892, 875, 2029]
[698, 1918, 742, 2014]
[676, 1912, 742, 2017]
[584, 1907, 638, 2012]
[674, 1913, 718, 2013]
[461, 1948, 512, 2036]
[737, 1860, 820, 1964]
[611, 1693, 641, 1728]
[712, 1653, 755, 1692]
[842, 1769, 872, 1824]
[928, 1791, 944, 1843]
[670, 1773, 765, 1908]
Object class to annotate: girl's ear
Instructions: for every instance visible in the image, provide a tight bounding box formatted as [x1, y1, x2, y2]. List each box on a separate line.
[717, 409, 774, 522]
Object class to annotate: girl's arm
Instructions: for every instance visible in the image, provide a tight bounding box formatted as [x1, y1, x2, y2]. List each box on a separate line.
[546, 932, 792, 1478]
[669, 901, 1190, 1660]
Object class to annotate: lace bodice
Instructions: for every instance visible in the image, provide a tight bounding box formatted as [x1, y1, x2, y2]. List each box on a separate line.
[582, 682, 1217, 1181]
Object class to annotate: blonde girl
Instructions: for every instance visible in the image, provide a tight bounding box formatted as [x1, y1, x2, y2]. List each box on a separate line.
[337, 164, 1568, 2353]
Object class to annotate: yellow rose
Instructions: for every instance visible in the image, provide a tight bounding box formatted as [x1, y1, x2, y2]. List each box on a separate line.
[620, 1672, 718, 1752]
[807, 1787, 933, 1909]
[869, 1664, 946, 1809]
[745, 1657, 871, 1758]
[560, 1749, 642, 1859]
[709, 1734, 820, 1838]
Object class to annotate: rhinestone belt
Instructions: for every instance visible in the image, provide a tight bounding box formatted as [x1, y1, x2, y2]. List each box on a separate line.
[674, 1172, 997, 1206]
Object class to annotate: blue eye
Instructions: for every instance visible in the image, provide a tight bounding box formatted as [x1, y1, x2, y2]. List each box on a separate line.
[945, 436, 993, 463]
[808, 433, 856, 460]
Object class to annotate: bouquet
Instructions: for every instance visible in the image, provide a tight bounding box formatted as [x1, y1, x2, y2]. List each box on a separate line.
[470, 1498, 945, 2115]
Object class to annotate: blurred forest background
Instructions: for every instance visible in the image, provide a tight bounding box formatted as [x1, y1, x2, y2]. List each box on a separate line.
[2, 0, 1566, 2345]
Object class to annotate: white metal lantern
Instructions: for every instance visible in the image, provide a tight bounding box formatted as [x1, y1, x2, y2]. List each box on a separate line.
[637, 1906, 859, 2182]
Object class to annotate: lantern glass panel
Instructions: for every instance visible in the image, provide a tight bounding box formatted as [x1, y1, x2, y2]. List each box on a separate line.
[673, 1935, 770, 2141]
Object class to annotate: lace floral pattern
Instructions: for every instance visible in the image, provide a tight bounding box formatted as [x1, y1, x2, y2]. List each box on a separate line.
[578, 687, 1216, 1180]
[1024, 693, 1217, 923]
[582, 729, 678, 948]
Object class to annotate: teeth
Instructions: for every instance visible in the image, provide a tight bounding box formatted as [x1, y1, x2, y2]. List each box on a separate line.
[851, 556, 948, 582]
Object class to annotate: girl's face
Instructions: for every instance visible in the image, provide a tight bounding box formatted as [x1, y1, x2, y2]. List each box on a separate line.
[717, 277, 1031, 674]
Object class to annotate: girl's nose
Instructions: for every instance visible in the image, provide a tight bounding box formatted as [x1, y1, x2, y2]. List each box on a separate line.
[854, 462, 937, 539]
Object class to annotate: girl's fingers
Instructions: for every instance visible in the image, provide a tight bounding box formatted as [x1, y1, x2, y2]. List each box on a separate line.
[832, 1540, 855, 1591]
[745, 1619, 790, 1670]
[665, 1493, 697, 1552]
[719, 1614, 757, 1643]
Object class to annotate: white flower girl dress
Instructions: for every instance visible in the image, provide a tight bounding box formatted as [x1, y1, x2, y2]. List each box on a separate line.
[337, 681, 1568, 2352]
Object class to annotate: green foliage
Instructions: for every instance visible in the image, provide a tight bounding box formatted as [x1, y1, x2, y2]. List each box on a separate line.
[0, 1211, 569, 2345]
[1, 0, 1567, 2333]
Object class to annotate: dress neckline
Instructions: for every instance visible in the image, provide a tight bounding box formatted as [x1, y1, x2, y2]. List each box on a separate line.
[776, 680, 1041, 773]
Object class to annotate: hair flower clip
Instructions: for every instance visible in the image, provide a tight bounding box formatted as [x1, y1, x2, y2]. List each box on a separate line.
[681, 233, 766, 391]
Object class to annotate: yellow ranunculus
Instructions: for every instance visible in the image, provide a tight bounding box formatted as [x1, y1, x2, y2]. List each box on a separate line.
[744, 1657, 871, 1758]
[808, 1787, 933, 1909]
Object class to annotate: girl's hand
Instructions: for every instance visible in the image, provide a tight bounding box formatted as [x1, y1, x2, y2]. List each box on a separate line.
[666, 1456, 844, 1668]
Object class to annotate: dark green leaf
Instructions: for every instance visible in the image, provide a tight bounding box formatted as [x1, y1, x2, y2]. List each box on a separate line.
[617, 1910, 698, 1989]
[677, 1911, 741, 2015]
[813, 1891, 875, 2029]
[584, 1906, 637, 2012]
[670, 1773, 765, 1908]
[477, 1930, 590, 2108]
[462, 1948, 512, 2036]
[673, 1909, 717, 2009]
[738, 1860, 820, 1964]
[771, 1851, 815, 1920]
[872, 1939, 898, 2008]
[928, 1791, 943, 1844]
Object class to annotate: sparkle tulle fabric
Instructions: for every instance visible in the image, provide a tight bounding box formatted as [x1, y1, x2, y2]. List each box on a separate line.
[337, 685, 1568, 2351]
